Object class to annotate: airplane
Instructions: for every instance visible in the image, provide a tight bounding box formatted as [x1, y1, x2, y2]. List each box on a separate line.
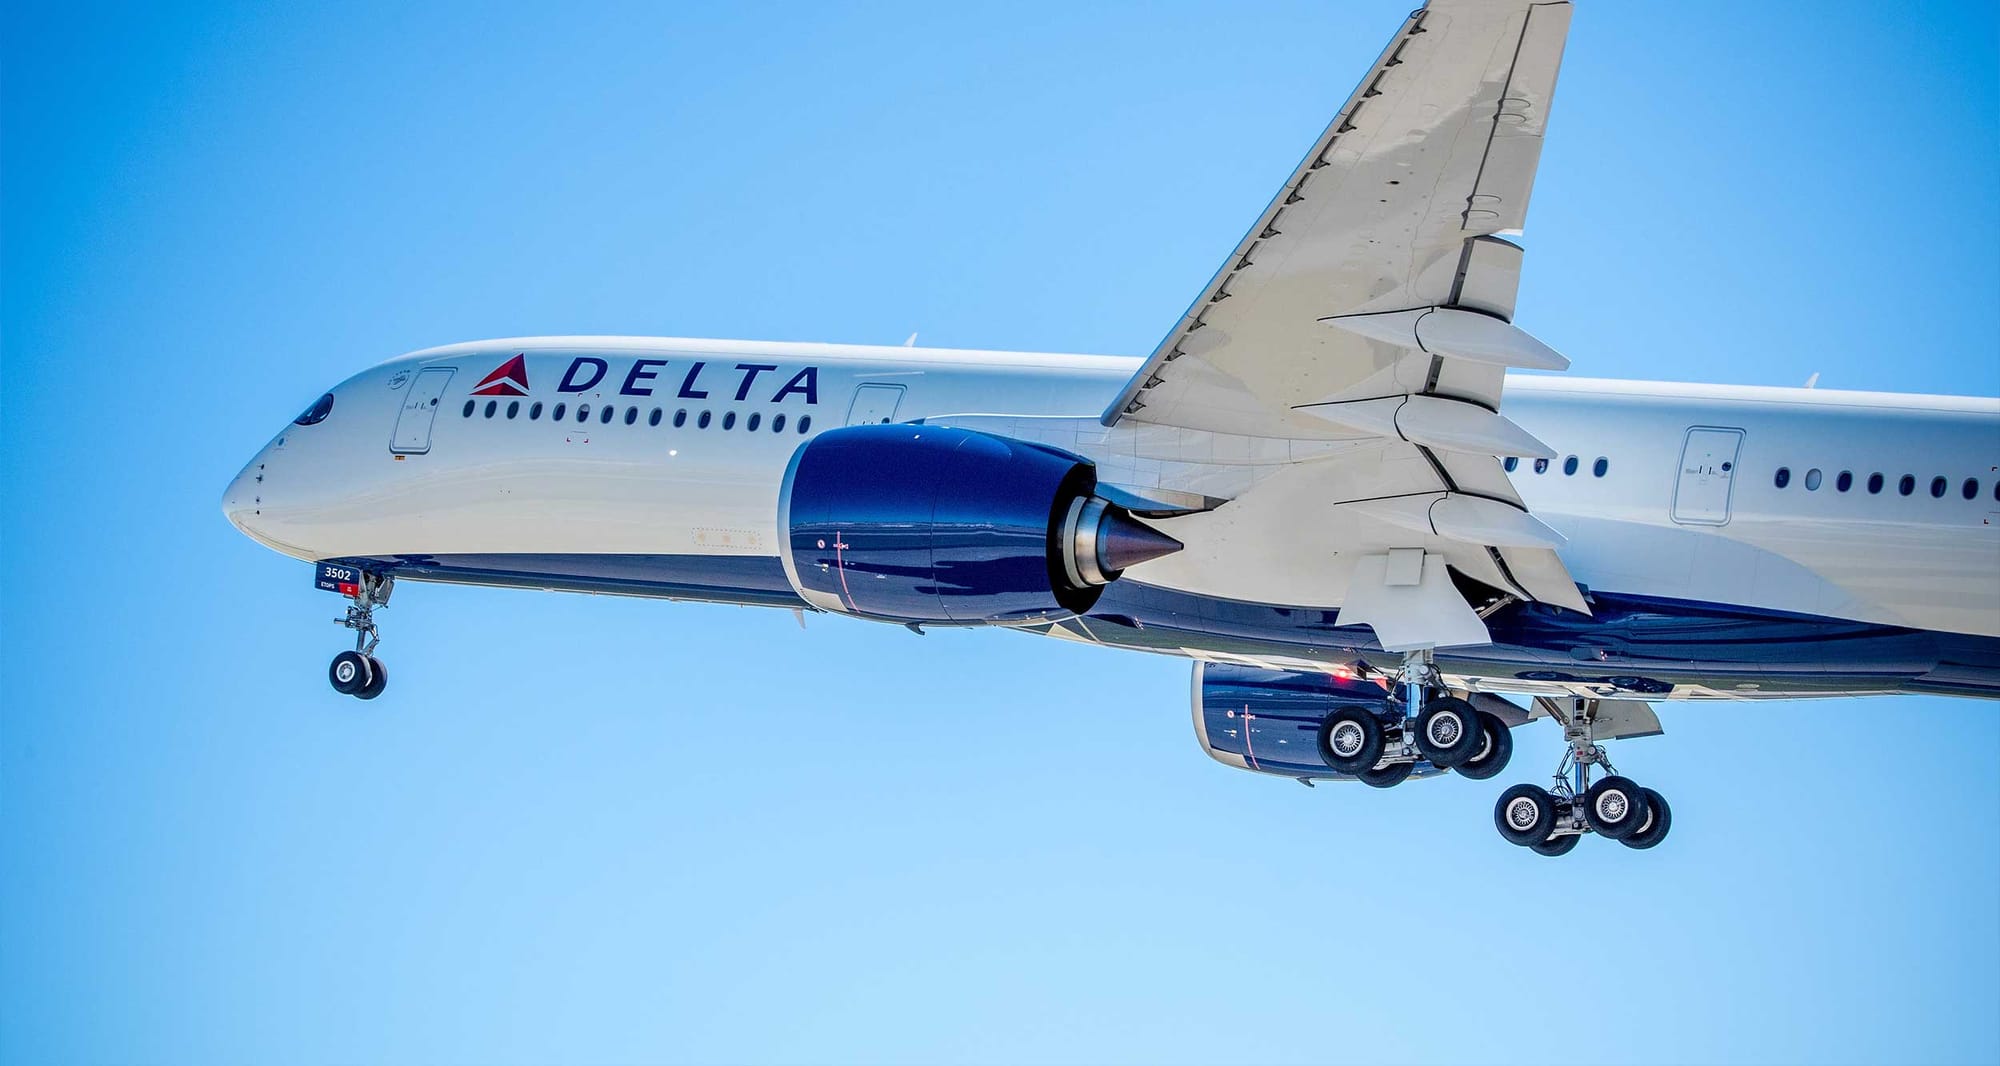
[222, 0, 2000, 856]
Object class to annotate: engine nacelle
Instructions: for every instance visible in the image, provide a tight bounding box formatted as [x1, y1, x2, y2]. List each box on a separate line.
[779, 425, 1181, 625]
[1192, 661, 1449, 782]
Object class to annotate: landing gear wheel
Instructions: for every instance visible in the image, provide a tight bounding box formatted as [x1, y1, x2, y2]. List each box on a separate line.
[1455, 712, 1513, 780]
[1495, 784, 1558, 846]
[1621, 788, 1672, 849]
[1415, 696, 1482, 768]
[1530, 832, 1581, 857]
[1316, 705, 1385, 774]
[354, 657, 387, 700]
[329, 651, 372, 695]
[1356, 760, 1415, 789]
[1584, 775, 1651, 841]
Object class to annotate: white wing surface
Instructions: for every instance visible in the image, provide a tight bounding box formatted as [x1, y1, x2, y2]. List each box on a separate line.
[1107, 0, 1589, 646]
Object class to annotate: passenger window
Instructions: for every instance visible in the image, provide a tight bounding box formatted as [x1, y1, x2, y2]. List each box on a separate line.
[674, 409, 687, 428]
[552, 403, 566, 421]
[1774, 467, 1791, 489]
[1804, 469, 1821, 491]
[600, 406, 615, 425]
[623, 407, 637, 425]
[722, 411, 736, 430]
[798, 415, 812, 434]
[773, 413, 787, 433]
[1868, 472, 1883, 494]
[1964, 478, 1980, 500]
[1836, 471, 1852, 492]
[1930, 476, 1947, 498]
[1533, 458, 1550, 474]
[506, 401, 520, 419]
[698, 410, 712, 429]
[1503, 457, 1519, 472]
[649, 408, 662, 427]
[462, 400, 475, 418]
[484, 400, 497, 419]
[1592, 457, 1608, 478]
[576, 404, 591, 423]
[747, 413, 761, 432]
[530, 402, 543, 421]
[1562, 456, 1579, 476]
[1899, 475, 1915, 496]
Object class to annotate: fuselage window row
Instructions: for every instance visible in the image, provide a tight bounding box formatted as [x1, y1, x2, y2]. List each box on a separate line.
[1504, 455, 1609, 478]
[1773, 466, 1986, 501]
[457, 394, 814, 435]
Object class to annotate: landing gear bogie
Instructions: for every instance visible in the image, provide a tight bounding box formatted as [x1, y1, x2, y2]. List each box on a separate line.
[1315, 650, 1517, 787]
[1492, 697, 1672, 856]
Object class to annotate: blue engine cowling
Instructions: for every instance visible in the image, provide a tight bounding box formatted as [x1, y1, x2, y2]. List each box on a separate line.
[1192, 662, 1449, 782]
[779, 425, 1181, 625]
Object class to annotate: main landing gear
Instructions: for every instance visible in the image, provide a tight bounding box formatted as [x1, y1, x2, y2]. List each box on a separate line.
[1493, 697, 1672, 856]
[328, 573, 393, 700]
[1314, 650, 1515, 787]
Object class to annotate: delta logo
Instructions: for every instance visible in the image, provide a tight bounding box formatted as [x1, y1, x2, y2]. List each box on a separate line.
[470, 353, 530, 396]
[469, 353, 822, 404]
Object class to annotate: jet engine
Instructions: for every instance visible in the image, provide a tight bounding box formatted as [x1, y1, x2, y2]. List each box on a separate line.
[778, 425, 1182, 625]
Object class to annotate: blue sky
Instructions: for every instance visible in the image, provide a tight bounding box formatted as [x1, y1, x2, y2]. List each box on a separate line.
[4, 1, 1997, 1063]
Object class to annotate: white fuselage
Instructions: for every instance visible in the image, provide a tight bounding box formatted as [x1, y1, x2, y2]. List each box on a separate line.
[224, 337, 2000, 697]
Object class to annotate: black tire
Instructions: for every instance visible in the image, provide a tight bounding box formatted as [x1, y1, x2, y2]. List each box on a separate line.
[1494, 783, 1558, 846]
[1584, 775, 1651, 841]
[1530, 832, 1581, 857]
[1356, 760, 1415, 789]
[329, 651, 371, 695]
[1455, 713, 1513, 780]
[1414, 696, 1482, 768]
[1621, 788, 1672, 850]
[355, 657, 387, 700]
[1316, 705, 1384, 774]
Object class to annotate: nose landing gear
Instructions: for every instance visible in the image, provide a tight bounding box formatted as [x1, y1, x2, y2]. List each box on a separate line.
[1493, 697, 1672, 855]
[328, 572, 392, 699]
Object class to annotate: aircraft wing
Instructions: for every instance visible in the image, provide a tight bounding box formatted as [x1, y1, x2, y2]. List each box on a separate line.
[1104, 0, 1588, 647]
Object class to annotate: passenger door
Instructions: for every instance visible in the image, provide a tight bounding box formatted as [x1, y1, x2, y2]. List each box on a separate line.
[1672, 426, 1744, 525]
[390, 368, 455, 455]
[845, 383, 906, 426]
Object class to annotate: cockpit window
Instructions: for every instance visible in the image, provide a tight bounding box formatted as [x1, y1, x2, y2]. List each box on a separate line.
[293, 392, 335, 426]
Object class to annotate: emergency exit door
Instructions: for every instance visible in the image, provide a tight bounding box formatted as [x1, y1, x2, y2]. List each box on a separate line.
[390, 368, 454, 454]
[1672, 426, 1743, 525]
[846, 383, 905, 426]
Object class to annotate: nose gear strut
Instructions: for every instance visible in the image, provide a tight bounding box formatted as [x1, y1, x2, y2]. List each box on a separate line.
[328, 572, 393, 699]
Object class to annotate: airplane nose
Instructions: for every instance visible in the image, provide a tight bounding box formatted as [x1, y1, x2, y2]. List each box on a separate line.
[222, 456, 267, 538]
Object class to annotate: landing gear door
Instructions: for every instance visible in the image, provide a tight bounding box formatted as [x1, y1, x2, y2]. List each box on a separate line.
[845, 383, 905, 426]
[390, 368, 454, 455]
[1671, 426, 1743, 526]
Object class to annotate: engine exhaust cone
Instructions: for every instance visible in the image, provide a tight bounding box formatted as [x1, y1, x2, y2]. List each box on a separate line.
[1096, 509, 1183, 573]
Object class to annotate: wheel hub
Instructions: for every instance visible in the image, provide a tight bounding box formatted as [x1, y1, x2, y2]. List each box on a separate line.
[1506, 797, 1540, 830]
[1597, 791, 1628, 822]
